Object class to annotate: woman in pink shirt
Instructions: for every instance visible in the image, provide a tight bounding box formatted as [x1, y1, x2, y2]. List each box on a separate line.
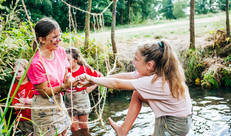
[79, 41, 192, 136]
[27, 18, 78, 136]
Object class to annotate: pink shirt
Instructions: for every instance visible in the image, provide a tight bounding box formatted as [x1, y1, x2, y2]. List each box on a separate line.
[130, 74, 192, 118]
[27, 47, 70, 95]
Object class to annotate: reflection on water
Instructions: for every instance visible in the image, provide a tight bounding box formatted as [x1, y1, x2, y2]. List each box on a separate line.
[88, 88, 231, 136]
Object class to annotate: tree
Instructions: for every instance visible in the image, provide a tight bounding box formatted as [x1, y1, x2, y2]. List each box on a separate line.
[161, 0, 175, 19]
[84, 0, 92, 49]
[226, 0, 230, 36]
[111, 0, 117, 54]
[173, 0, 187, 19]
[190, 0, 195, 49]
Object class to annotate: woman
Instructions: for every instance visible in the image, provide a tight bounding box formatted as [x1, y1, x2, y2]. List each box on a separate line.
[27, 18, 78, 136]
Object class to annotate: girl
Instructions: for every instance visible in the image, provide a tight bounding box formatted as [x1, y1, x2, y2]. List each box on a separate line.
[10, 59, 34, 136]
[65, 47, 101, 133]
[27, 18, 79, 136]
[79, 41, 192, 136]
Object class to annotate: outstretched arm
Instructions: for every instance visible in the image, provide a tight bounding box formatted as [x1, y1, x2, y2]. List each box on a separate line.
[79, 74, 135, 90]
[107, 72, 138, 79]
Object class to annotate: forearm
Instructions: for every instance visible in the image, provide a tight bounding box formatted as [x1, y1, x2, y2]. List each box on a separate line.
[107, 72, 136, 79]
[89, 77, 134, 90]
[35, 83, 66, 98]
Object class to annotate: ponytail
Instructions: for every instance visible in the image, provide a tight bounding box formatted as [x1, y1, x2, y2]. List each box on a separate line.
[138, 41, 186, 99]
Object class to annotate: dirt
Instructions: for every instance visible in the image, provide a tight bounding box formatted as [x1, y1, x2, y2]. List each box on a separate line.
[91, 14, 225, 61]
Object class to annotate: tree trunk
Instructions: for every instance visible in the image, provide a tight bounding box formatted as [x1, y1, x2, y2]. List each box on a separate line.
[190, 0, 195, 49]
[84, 0, 92, 49]
[226, 0, 230, 37]
[111, 0, 117, 55]
[128, 1, 131, 24]
[120, 8, 123, 24]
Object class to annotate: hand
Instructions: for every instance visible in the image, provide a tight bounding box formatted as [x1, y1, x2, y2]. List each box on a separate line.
[75, 74, 94, 87]
[63, 73, 79, 90]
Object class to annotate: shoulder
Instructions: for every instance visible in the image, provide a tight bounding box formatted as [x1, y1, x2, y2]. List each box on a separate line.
[56, 46, 66, 55]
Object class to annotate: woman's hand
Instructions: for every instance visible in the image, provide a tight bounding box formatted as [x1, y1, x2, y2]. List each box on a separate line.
[76, 73, 94, 87]
[63, 73, 79, 90]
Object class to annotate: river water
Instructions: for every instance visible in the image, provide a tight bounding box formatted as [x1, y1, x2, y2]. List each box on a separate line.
[88, 88, 231, 136]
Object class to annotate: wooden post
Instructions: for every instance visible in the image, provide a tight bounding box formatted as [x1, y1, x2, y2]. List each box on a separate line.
[189, 0, 195, 49]
[111, 0, 117, 54]
[84, 0, 92, 49]
[226, 0, 230, 37]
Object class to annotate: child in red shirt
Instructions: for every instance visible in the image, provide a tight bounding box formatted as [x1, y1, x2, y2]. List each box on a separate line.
[65, 48, 101, 133]
[10, 59, 34, 136]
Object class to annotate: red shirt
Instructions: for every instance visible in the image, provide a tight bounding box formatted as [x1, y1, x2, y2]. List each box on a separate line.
[10, 81, 34, 121]
[68, 65, 101, 92]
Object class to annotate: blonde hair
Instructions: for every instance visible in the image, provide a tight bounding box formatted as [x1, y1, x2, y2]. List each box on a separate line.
[138, 41, 186, 99]
[14, 59, 28, 70]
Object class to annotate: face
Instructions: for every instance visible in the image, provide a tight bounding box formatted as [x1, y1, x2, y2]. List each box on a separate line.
[13, 64, 25, 81]
[133, 50, 154, 76]
[40, 29, 61, 51]
[66, 54, 78, 69]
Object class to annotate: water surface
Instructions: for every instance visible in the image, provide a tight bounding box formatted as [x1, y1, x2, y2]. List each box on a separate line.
[88, 88, 231, 136]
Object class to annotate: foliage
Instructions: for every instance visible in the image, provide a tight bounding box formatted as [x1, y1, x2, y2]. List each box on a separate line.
[80, 41, 114, 76]
[201, 71, 219, 88]
[221, 68, 231, 87]
[1, 0, 230, 31]
[182, 48, 205, 85]
[161, 0, 175, 19]
[173, 0, 187, 19]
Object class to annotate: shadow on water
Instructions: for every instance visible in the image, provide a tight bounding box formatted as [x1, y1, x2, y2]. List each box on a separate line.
[87, 88, 231, 136]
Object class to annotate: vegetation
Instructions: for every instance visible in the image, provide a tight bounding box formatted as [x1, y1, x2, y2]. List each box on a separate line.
[182, 29, 231, 88]
[1, 0, 230, 31]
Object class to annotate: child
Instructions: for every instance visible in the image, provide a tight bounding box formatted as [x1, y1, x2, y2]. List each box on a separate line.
[10, 59, 34, 136]
[78, 41, 192, 136]
[65, 47, 101, 133]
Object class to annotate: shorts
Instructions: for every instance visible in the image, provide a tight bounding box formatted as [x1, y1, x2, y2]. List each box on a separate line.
[18, 120, 33, 135]
[64, 90, 91, 117]
[154, 115, 192, 136]
[32, 94, 71, 136]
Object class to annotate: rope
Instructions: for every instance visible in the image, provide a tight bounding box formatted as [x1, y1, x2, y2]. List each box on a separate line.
[61, 0, 113, 16]
[2, 0, 120, 134]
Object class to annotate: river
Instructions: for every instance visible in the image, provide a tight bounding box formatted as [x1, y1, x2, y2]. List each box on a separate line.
[87, 88, 231, 136]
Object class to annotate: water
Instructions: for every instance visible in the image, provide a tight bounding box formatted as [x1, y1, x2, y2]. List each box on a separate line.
[88, 88, 231, 136]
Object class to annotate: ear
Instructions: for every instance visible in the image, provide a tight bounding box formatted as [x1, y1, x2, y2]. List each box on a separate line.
[146, 61, 155, 72]
[38, 37, 46, 44]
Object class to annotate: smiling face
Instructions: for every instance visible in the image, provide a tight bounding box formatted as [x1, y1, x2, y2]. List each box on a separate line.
[133, 50, 155, 76]
[39, 29, 61, 51]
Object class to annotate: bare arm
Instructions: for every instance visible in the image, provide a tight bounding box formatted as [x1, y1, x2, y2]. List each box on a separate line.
[86, 84, 98, 93]
[107, 72, 137, 79]
[34, 71, 79, 98]
[80, 74, 135, 90]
